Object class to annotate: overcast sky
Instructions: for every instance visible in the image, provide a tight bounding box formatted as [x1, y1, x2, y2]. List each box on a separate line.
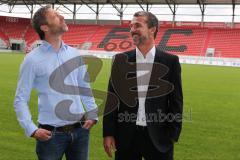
[0, 4, 240, 22]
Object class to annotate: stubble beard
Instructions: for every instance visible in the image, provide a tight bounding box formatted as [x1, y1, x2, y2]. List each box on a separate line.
[132, 34, 146, 47]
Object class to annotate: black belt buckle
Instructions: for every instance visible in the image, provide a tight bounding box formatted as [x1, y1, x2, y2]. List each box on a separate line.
[60, 125, 75, 133]
[59, 122, 83, 133]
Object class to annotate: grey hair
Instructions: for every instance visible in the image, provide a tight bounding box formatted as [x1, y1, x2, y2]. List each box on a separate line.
[134, 11, 159, 38]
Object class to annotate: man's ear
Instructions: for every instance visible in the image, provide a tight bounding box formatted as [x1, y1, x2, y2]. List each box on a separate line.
[150, 26, 156, 35]
[40, 25, 48, 32]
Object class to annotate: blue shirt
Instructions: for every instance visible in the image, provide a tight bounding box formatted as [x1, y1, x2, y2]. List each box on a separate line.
[14, 41, 98, 137]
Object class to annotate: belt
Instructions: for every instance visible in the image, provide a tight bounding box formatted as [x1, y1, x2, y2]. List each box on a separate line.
[39, 122, 84, 133]
[136, 125, 147, 130]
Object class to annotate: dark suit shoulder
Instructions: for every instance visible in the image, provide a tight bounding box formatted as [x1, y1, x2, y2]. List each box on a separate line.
[156, 48, 179, 62]
[114, 49, 135, 58]
[112, 49, 135, 64]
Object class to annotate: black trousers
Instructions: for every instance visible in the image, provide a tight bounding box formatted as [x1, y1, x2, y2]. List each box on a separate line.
[115, 127, 173, 160]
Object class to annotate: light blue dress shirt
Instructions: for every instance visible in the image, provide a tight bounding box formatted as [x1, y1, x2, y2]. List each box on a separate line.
[14, 41, 98, 137]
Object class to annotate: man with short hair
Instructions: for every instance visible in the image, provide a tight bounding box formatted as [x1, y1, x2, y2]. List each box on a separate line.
[103, 11, 183, 160]
[14, 5, 98, 160]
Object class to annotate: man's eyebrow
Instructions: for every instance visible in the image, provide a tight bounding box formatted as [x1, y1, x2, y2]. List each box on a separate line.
[135, 22, 142, 26]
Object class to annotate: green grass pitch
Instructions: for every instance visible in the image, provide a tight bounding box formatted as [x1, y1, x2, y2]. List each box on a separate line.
[0, 52, 240, 160]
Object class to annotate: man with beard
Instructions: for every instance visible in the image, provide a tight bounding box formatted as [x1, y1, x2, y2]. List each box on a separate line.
[103, 11, 183, 160]
[14, 6, 98, 160]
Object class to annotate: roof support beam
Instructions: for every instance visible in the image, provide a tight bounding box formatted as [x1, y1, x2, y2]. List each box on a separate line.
[8, 1, 16, 13]
[72, 4, 83, 22]
[73, 3, 76, 23]
[232, 0, 235, 28]
[135, 0, 149, 11]
[54, 0, 75, 13]
[32, 0, 44, 8]
[165, 0, 176, 27]
[80, 0, 96, 13]
[146, 3, 151, 12]
[108, 0, 124, 24]
[96, 3, 99, 24]
[60, 3, 74, 13]
[80, 0, 101, 24]
[108, 0, 122, 13]
[197, 0, 206, 27]
[119, 3, 123, 23]
[53, 0, 81, 22]
[165, 0, 176, 13]
[22, 0, 34, 18]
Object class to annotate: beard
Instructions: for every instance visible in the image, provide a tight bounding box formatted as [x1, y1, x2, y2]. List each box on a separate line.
[51, 26, 68, 36]
[49, 21, 68, 35]
[62, 22, 68, 32]
[132, 33, 146, 46]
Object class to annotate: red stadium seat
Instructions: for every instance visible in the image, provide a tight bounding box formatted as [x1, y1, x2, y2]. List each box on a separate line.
[0, 15, 240, 58]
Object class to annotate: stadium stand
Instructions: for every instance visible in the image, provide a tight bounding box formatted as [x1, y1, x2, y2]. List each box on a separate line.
[0, 16, 29, 39]
[24, 25, 39, 50]
[63, 24, 99, 45]
[0, 15, 240, 58]
[0, 30, 9, 47]
[207, 29, 240, 58]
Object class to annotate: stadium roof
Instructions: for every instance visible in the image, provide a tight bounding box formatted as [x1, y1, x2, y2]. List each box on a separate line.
[0, 0, 240, 5]
[0, 0, 239, 24]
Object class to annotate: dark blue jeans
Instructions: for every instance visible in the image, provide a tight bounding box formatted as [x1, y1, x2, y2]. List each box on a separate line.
[36, 127, 89, 160]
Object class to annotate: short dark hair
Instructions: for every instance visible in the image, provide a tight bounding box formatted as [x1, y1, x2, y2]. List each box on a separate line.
[133, 11, 159, 39]
[32, 5, 51, 40]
